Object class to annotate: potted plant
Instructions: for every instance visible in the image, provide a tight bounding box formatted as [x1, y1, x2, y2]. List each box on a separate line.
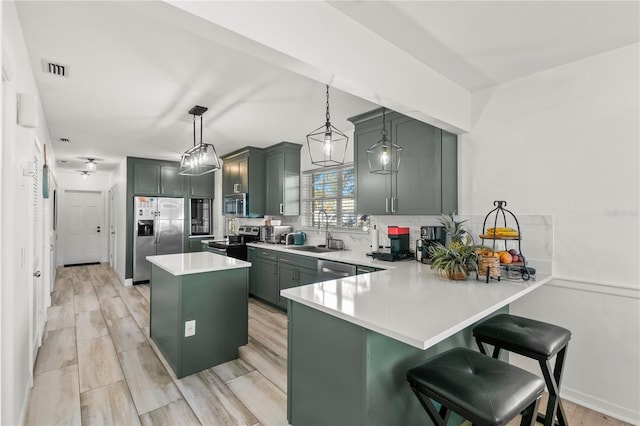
[439, 212, 468, 249]
[429, 236, 481, 281]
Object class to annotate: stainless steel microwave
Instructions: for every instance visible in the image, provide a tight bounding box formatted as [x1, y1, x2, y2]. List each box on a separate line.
[223, 193, 247, 217]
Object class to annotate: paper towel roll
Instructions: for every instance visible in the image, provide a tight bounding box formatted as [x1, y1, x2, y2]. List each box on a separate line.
[371, 225, 379, 250]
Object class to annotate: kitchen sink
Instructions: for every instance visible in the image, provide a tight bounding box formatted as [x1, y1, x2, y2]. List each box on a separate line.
[287, 246, 335, 253]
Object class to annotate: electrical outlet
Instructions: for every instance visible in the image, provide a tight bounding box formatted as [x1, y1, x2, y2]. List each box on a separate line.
[185, 320, 196, 337]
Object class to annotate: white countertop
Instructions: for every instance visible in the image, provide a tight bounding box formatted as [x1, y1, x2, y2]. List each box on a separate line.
[253, 243, 551, 350]
[147, 252, 251, 276]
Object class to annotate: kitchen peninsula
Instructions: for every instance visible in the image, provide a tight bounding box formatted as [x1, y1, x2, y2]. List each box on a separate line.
[146, 252, 251, 378]
[280, 250, 551, 425]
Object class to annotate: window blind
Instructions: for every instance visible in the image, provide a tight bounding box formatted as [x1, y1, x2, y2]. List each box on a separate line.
[301, 164, 357, 229]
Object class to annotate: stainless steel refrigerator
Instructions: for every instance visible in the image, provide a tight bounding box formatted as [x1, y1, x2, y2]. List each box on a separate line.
[133, 196, 184, 283]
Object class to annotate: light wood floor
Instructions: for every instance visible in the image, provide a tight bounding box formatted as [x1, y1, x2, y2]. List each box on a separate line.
[25, 263, 629, 425]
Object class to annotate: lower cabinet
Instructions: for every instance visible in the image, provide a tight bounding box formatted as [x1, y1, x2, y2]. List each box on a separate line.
[188, 238, 206, 252]
[248, 247, 318, 309]
[253, 248, 279, 304]
[277, 252, 318, 309]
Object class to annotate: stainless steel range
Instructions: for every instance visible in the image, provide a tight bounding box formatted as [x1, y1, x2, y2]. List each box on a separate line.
[206, 226, 260, 260]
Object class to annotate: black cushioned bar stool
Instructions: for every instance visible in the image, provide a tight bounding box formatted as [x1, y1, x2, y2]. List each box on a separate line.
[407, 348, 545, 426]
[473, 314, 571, 426]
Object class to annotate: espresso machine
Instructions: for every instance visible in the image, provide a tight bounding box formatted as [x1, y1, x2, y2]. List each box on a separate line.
[417, 226, 446, 264]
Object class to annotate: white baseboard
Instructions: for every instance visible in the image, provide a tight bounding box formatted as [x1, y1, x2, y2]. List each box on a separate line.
[562, 385, 640, 425]
[124, 278, 133, 287]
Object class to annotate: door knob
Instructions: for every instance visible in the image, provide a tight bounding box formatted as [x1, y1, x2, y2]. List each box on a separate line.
[33, 271, 41, 277]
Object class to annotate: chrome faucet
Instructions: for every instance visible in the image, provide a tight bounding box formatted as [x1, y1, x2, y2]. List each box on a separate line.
[318, 209, 332, 247]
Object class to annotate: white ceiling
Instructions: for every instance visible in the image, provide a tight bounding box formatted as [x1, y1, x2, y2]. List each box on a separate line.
[14, 1, 639, 173]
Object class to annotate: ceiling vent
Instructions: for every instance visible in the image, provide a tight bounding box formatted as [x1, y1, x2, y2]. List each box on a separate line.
[59, 138, 70, 143]
[42, 60, 69, 77]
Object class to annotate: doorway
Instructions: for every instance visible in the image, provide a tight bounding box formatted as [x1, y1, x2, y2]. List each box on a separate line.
[62, 190, 104, 265]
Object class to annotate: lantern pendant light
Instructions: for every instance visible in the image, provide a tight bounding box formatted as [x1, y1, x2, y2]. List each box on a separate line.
[306, 84, 348, 167]
[179, 105, 221, 176]
[367, 107, 402, 174]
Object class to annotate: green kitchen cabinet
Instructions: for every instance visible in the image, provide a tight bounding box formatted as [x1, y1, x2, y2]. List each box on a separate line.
[277, 252, 317, 308]
[188, 173, 215, 198]
[133, 161, 161, 195]
[247, 246, 258, 295]
[254, 248, 279, 304]
[160, 164, 183, 195]
[131, 158, 183, 196]
[188, 238, 207, 252]
[349, 108, 457, 215]
[221, 147, 265, 216]
[265, 142, 302, 216]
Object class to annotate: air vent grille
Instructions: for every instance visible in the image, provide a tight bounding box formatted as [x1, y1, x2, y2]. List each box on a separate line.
[59, 138, 70, 143]
[42, 60, 69, 77]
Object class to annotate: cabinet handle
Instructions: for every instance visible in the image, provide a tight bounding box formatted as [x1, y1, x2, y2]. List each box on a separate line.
[385, 198, 389, 213]
[279, 203, 283, 215]
[391, 197, 396, 213]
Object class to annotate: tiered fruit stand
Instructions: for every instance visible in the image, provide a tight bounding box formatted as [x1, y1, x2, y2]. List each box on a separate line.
[478, 200, 531, 281]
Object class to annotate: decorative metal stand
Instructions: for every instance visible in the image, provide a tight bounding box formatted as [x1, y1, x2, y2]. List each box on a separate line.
[479, 200, 531, 281]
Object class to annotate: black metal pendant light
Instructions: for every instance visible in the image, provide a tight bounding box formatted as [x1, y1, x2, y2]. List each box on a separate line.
[179, 105, 221, 176]
[306, 84, 348, 167]
[367, 107, 402, 174]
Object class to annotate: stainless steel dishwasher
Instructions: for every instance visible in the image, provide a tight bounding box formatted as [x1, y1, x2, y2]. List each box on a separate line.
[317, 259, 356, 281]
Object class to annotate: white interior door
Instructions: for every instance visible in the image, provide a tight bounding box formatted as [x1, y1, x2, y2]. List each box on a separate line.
[62, 191, 103, 265]
[109, 186, 116, 268]
[31, 142, 45, 369]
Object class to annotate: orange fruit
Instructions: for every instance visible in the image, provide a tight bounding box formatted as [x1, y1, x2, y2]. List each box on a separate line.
[499, 252, 513, 264]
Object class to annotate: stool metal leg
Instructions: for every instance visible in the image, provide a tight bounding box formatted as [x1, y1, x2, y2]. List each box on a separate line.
[410, 387, 448, 426]
[475, 338, 502, 359]
[520, 396, 541, 426]
[537, 345, 569, 426]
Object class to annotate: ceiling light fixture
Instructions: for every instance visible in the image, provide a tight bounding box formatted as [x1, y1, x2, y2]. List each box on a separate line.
[367, 107, 402, 174]
[179, 105, 221, 176]
[306, 84, 348, 167]
[80, 171, 90, 180]
[85, 158, 97, 171]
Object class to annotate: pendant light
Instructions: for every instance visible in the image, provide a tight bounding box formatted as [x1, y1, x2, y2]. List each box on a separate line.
[306, 84, 348, 167]
[80, 171, 90, 180]
[367, 107, 402, 174]
[179, 105, 221, 176]
[85, 158, 97, 171]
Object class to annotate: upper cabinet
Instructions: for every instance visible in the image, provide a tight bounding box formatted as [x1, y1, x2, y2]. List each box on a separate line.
[349, 108, 457, 215]
[132, 159, 183, 196]
[265, 142, 302, 216]
[221, 147, 265, 217]
[188, 173, 215, 198]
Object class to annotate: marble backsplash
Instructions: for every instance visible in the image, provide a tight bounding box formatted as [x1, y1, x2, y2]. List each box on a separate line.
[234, 214, 553, 275]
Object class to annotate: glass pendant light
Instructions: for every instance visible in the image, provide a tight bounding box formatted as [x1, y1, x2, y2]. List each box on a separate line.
[306, 84, 348, 167]
[80, 171, 90, 180]
[179, 105, 221, 176]
[367, 107, 402, 174]
[85, 158, 97, 171]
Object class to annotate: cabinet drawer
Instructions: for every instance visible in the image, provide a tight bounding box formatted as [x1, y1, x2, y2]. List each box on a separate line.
[278, 252, 318, 270]
[256, 248, 278, 261]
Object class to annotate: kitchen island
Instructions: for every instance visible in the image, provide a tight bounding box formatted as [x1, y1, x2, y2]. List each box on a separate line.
[146, 252, 251, 378]
[280, 253, 551, 425]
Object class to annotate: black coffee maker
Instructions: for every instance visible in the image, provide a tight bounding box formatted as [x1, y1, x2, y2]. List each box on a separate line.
[417, 226, 446, 264]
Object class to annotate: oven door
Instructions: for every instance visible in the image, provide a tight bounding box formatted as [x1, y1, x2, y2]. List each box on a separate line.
[207, 243, 228, 257]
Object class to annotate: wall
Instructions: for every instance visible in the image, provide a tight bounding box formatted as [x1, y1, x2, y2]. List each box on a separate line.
[459, 44, 639, 423]
[56, 170, 112, 266]
[109, 159, 127, 284]
[1, 1, 56, 424]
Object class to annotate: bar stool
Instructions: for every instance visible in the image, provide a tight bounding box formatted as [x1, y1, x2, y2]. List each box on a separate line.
[473, 314, 571, 426]
[407, 347, 545, 426]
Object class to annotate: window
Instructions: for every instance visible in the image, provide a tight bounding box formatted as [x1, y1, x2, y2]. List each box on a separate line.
[302, 164, 360, 229]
